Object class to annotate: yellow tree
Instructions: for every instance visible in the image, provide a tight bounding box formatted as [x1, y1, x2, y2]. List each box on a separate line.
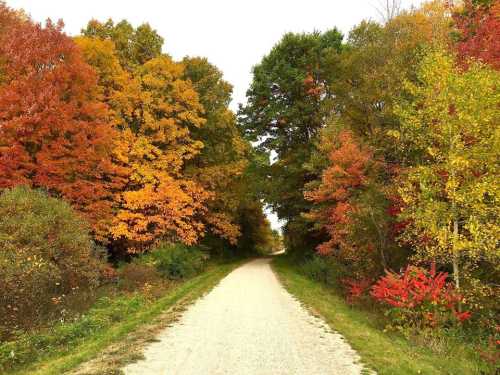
[76, 36, 210, 252]
[395, 50, 499, 288]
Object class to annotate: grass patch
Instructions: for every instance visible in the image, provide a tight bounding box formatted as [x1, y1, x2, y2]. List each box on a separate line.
[2, 260, 242, 375]
[272, 255, 492, 375]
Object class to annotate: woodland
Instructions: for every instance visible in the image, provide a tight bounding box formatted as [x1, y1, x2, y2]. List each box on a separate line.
[0, 0, 498, 373]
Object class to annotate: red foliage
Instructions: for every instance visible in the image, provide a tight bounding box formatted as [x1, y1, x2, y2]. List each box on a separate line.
[305, 131, 373, 255]
[0, 6, 121, 237]
[454, 0, 500, 70]
[371, 264, 471, 323]
[387, 194, 410, 239]
[341, 277, 373, 304]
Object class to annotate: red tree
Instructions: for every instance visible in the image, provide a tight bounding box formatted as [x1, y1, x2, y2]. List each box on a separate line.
[0, 5, 121, 238]
[304, 131, 373, 255]
[454, 0, 500, 70]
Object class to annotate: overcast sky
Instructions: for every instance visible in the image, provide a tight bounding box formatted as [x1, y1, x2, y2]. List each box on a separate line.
[7, 0, 424, 230]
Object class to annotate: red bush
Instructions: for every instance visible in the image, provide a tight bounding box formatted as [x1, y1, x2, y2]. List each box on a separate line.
[371, 264, 471, 328]
[342, 278, 373, 304]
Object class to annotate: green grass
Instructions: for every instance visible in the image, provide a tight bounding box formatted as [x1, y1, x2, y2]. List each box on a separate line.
[272, 256, 492, 375]
[1, 260, 242, 375]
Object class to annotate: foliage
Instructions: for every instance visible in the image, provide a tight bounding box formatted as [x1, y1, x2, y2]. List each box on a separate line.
[371, 264, 470, 332]
[77, 29, 213, 252]
[301, 255, 343, 287]
[453, 0, 500, 69]
[0, 7, 119, 240]
[274, 256, 495, 375]
[81, 19, 163, 68]
[0, 294, 146, 373]
[118, 262, 163, 292]
[0, 186, 105, 337]
[394, 49, 500, 287]
[182, 56, 250, 244]
[238, 29, 343, 251]
[148, 243, 208, 280]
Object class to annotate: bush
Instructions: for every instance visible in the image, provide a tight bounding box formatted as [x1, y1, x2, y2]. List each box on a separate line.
[302, 255, 341, 287]
[0, 186, 105, 337]
[149, 243, 208, 280]
[118, 262, 163, 292]
[371, 264, 470, 333]
[0, 294, 145, 372]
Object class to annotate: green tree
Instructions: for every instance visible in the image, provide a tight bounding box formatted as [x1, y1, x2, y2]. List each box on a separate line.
[182, 57, 250, 244]
[238, 29, 343, 251]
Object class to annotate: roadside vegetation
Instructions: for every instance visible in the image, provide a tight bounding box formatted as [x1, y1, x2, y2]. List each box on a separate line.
[240, 0, 499, 371]
[0, 3, 278, 371]
[0, 0, 497, 373]
[273, 255, 496, 375]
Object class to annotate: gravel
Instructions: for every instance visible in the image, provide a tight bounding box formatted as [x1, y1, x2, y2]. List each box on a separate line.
[123, 258, 365, 375]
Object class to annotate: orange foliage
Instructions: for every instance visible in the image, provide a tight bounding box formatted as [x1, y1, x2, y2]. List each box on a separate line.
[305, 131, 373, 255]
[76, 36, 211, 252]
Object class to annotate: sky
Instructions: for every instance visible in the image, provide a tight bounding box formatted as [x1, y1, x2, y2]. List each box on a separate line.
[7, 0, 424, 231]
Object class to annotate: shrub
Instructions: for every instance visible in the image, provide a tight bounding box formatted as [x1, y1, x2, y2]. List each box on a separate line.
[150, 243, 208, 280]
[0, 294, 145, 372]
[0, 186, 105, 336]
[371, 264, 470, 332]
[302, 255, 341, 287]
[118, 263, 162, 292]
[341, 277, 373, 304]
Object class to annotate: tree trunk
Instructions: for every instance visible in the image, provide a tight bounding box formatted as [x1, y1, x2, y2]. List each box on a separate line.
[452, 218, 460, 290]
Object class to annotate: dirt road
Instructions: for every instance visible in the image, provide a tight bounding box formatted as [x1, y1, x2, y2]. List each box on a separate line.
[123, 258, 365, 375]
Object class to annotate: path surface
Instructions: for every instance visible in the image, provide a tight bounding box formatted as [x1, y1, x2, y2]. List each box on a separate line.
[123, 258, 365, 375]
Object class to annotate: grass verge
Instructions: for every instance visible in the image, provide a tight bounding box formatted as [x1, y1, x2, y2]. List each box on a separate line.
[272, 255, 492, 375]
[2, 260, 242, 375]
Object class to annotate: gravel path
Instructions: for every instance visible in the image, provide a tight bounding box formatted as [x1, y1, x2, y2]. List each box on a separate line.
[123, 258, 365, 375]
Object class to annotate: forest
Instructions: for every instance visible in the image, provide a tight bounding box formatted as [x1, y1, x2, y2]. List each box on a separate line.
[0, 0, 498, 374]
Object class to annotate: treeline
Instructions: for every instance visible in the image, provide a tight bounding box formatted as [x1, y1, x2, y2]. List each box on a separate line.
[0, 3, 279, 256]
[0, 2, 279, 341]
[240, 0, 498, 358]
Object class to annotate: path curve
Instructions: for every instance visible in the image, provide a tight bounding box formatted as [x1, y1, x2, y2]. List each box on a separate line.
[123, 258, 365, 375]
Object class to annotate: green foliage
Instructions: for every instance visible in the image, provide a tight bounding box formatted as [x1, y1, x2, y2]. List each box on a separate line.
[0, 186, 105, 336]
[81, 19, 163, 67]
[149, 243, 208, 280]
[301, 255, 342, 287]
[238, 29, 343, 239]
[0, 291, 145, 372]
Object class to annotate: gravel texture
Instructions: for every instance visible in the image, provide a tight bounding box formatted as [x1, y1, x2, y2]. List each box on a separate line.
[123, 258, 365, 375]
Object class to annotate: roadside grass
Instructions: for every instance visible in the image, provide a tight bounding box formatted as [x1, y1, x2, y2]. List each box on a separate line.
[272, 255, 493, 375]
[1, 260, 242, 375]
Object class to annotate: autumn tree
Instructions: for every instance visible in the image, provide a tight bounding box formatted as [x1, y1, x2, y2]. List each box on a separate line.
[330, 1, 452, 164]
[453, 0, 500, 70]
[76, 28, 215, 252]
[81, 19, 163, 68]
[182, 57, 250, 244]
[238, 29, 343, 252]
[304, 130, 389, 277]
[0, 5, 119, 239]
[395, 50, 499, 288]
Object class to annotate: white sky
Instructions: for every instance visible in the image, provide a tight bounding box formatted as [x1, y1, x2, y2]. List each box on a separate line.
[7, 0, 424, 231]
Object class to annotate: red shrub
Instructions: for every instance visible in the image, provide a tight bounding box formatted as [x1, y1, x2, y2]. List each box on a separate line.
[342, 278, 373, 304]
[371, 264, 471, 328]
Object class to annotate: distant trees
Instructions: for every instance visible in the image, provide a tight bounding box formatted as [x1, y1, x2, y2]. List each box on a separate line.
[238, 29, 343, 252]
